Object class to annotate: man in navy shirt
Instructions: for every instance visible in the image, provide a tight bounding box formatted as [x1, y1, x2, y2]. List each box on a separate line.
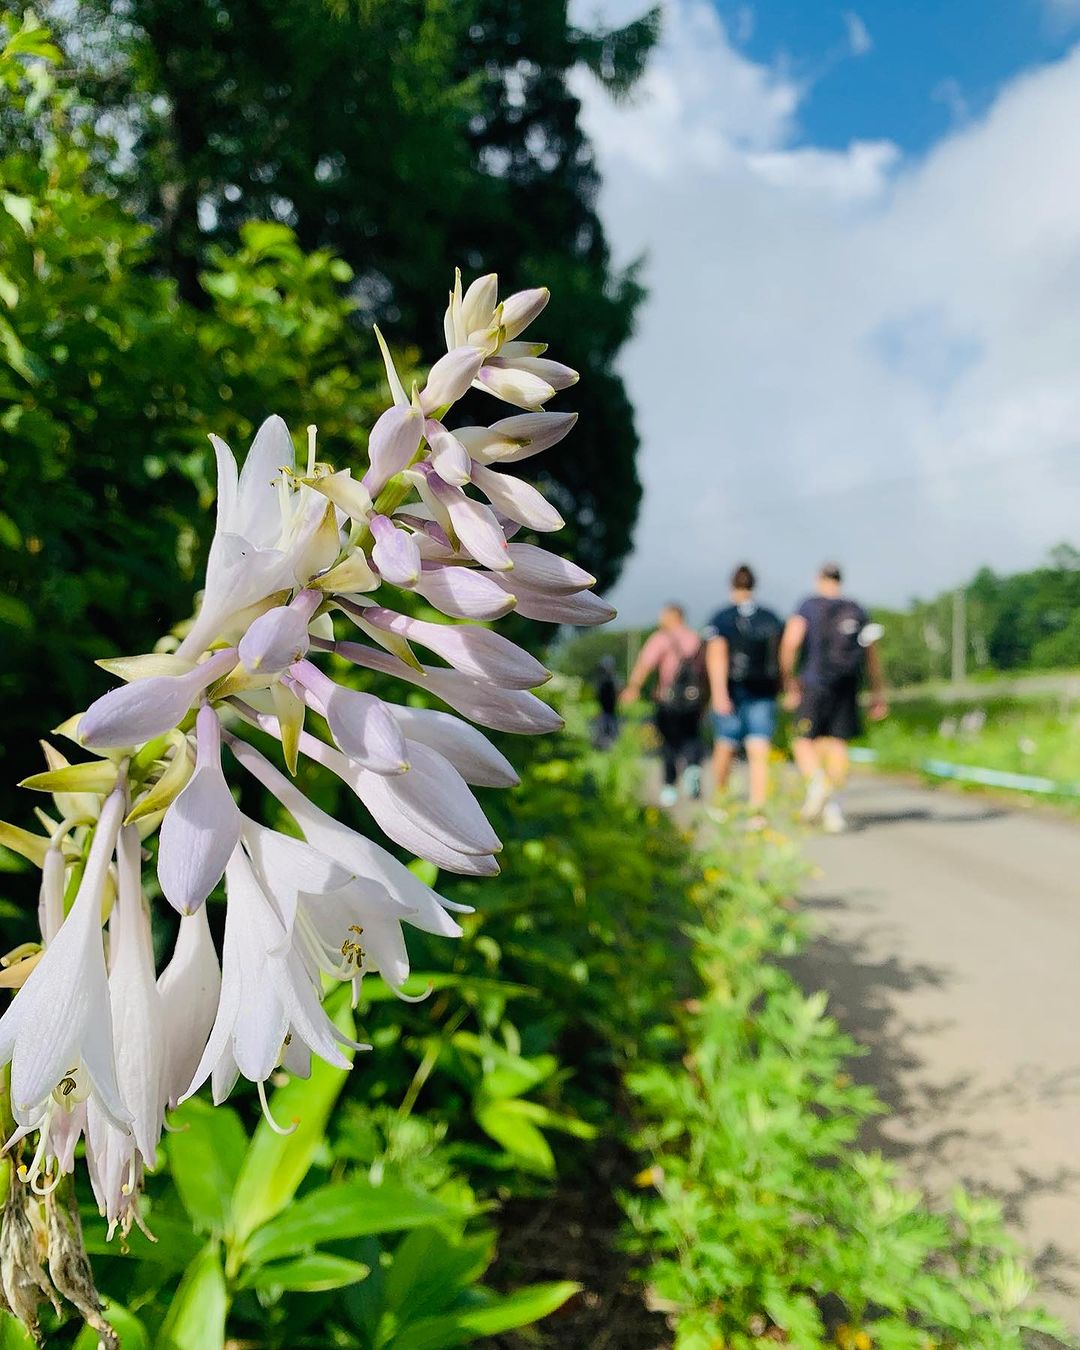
[704, 564, 783, 823]
[779, 562, 887, 832]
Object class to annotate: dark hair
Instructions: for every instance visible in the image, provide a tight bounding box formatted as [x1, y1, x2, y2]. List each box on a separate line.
[820, 562, 843, 582]
[731, 564, 755, 591]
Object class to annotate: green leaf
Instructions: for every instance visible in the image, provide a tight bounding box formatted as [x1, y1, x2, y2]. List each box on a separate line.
[244, 1176, 474, 1266]
[229, 996, 355, 1247]
[0, 1311, 36, 1348]
[82, 1208, 203, 1271]
[238, 1251, 369, 1294]
[72, 1302, 150, 1349]
[1, 194, 32, 235]
[474, 1099, 555, 1175]
[166, 1097, 247, 1234]
[392, 1281, 580, 1350]
[384, 1227, 494, 1321]
[762, 1290, 824, 1349]
[158, 1243, 227, 1350]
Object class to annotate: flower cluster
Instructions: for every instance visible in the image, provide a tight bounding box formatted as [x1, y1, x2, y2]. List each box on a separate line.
[0, 272, 613, 1251]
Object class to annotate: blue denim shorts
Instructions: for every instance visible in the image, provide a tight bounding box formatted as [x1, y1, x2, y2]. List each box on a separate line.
[712, 694, 778, 746]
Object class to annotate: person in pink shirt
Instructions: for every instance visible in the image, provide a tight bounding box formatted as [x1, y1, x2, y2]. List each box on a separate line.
[620, 603, 706, 807]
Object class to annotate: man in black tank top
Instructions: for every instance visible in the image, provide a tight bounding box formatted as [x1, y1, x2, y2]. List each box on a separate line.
[779, 562, 887, 832]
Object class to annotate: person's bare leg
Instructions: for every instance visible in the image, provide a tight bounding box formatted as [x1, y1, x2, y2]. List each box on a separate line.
[795, 736, 830, 821]
[745, 737, 770, 810]
[712, 740, 736, 797]
[819, 737, 849, 792]
[792, 736, 818, 782]
[818, 737, 850, 832]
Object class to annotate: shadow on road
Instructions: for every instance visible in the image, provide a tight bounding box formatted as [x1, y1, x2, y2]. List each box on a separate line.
[789, 888, 1080, 1317]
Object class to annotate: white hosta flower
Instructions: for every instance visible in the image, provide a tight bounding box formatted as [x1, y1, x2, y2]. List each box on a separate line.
[179, 417, 339, 658]
[0, 267, 615, 1290]
[84, 822, 166, 1237]
[157, 905, 221, 1110]
[0, 790, 129, 1162]
[183, 845, 364, 1114]
[227, 735, 466, 951]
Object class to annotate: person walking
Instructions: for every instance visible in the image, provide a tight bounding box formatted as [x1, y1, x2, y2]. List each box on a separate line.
[620, 603, 706, 807]
[703, 564, 783, 825]
[779, 562, 887, 833]
[591, 655, 620, 749]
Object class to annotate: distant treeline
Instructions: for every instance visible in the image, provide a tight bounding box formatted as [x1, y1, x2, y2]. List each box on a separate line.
[554, 544, 1080, 689]
[872, 544, 1080, 687]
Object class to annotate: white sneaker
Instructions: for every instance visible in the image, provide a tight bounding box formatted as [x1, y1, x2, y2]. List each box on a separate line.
[799, 773, 830, 823]
[821, 800, 847, 834]
[682, 765, 702, 800]
[659, 785, 679, 808]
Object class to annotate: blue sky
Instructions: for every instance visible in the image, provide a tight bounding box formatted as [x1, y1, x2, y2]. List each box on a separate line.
[570, 0, 1080, 620]
[717, 0, 1080, 153]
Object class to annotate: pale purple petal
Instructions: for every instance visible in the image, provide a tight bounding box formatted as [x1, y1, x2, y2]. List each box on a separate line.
[421, 469, 512, 571]
[424, 420, 472, 486]
[110, 823, 166, 1160]
[363, 606, 549, 689]
[486, 576, 616, 626]
[158, 905, 221, 1109]
[469, 463, 564, 533]
[506, 543, 595, 594]
[387, 705, 519, 787]
[235, 415, 295, 546]
[362, 404, 423, 496]
[473, 364, 554, 411]
[158, 706, 242, 915]
[329, 641, 563, 736]
[486, 355, 578, 391]
[455, 411, 577, 465]
[370, 514, 422, 587]
[290, 661, 408, 774]
[414, 563, 517, 620]
[420, 346, 485, 414]
[460, 273, 499, 337]
[80, 648, 237, 749]
[239, 604, 311, 675]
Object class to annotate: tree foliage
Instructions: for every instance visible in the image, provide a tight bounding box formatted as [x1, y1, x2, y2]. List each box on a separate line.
[56, 0, 657, 589]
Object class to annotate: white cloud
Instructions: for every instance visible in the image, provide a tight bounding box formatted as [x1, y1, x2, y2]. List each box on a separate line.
[569, 1, 1080, 623]
[843, 10, 873, 57]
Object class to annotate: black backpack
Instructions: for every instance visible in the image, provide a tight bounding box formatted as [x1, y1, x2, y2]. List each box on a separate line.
[820, 599, 867, 682]
[659, 645, 706, 714]
[728, 606, 782, 695]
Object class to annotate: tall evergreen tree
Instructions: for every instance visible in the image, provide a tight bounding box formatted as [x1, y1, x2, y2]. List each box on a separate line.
[65, 0, 659, 588]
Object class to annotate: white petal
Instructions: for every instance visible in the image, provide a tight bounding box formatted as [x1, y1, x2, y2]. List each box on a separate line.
[387, 705, 518, 787]
[209, 434, 240, 533]
[236, 415, 294, 546]
[110, 824, 166, 1159]
[224, 738, 462, 938]
[158, 709, 242, 915]
[158, 905, 221, 1109]
[421, 346, 485, 414]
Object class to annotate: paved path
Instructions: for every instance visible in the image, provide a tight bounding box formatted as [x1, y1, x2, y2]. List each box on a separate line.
[794, 774, 1080, 1333]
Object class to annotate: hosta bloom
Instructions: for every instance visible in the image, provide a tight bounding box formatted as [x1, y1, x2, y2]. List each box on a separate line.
[0, 268, 613, 1293]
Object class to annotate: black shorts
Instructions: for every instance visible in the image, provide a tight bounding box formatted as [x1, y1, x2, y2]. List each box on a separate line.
[795, 681, 861, 741]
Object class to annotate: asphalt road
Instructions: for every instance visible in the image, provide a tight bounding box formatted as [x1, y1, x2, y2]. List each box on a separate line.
[794, 774, 1080, 1333]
